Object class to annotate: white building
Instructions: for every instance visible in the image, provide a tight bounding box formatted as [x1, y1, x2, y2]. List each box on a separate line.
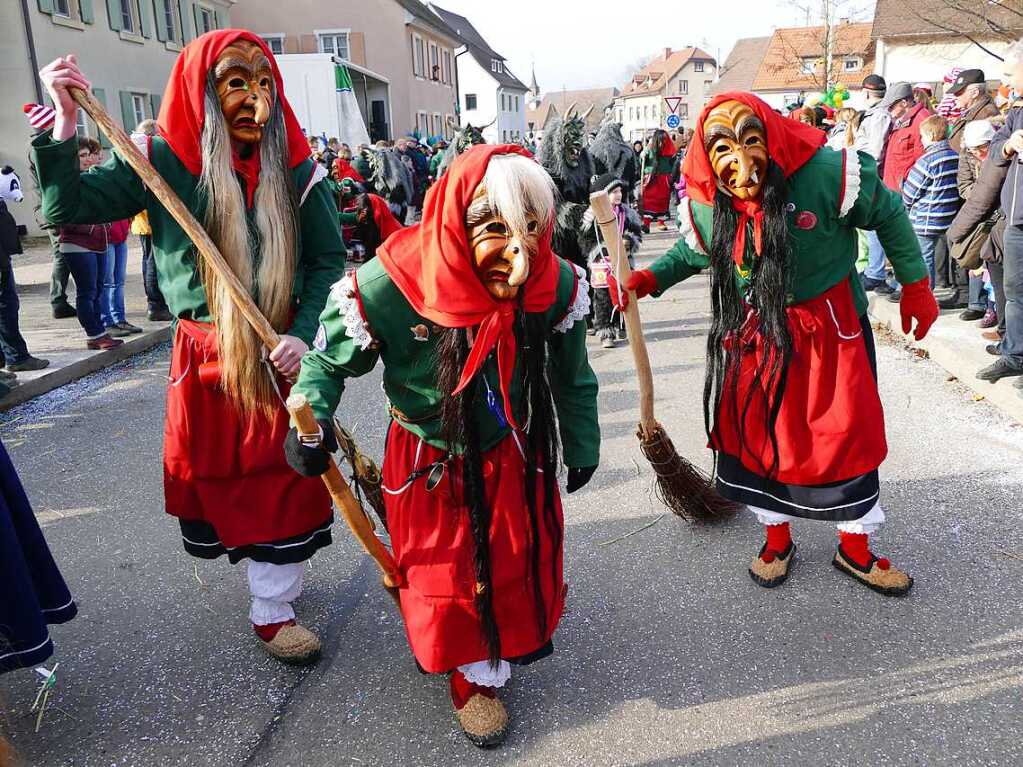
[428, 4, 527, 143]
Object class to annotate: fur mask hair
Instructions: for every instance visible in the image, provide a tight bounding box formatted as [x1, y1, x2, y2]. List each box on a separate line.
[198, 73, 299, 420]
[703, 160, 793, 478]
[366, 148, 414, 206]
[589, 119, 639, 189]
[537, 115, 594, 204]
[437, 124, 487, 178]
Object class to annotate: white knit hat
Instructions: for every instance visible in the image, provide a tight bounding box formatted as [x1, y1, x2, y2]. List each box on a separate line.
[963, 119, 996, 149]
[23, 103, 56, 131]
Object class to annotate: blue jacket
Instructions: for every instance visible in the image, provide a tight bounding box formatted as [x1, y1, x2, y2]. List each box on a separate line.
[991, 106, 1023, 227]
[902, 140, 960, 236]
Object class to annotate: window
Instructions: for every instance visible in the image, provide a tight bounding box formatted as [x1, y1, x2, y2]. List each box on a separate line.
[131, 93, 147, 126]
[54, 0, 71, 17]
[445, 114, 455, 138]
[319, 32, 350, 60]
[694, 61, 705, 72]
[678, 80, 688, 94]
[417, 111, 428, 134]
[162, 1, 178, 42]
[465, 93, 477, 111]
[704, 80, 712, 95]
[433, 113, 441, 136]
[75, 107, 89, 138]
[844, 57, 861, 71]
[119, 0, 135, 33]
[617, 109, 623, 122]
[197, 6, 215, 34]
[501, 94, 507, 111]
[491, 59, 503, 74]
[443, 50, 452, 85]
[514, 96, 519, 111]
[800, 57, 817, 75]
[262, 35, 284, 55]
[412, 34, 425, 77]
[429, 42, 439, 81]
[680, 104, 689, 119]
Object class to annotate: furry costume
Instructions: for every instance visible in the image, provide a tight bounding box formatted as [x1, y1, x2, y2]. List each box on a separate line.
[362, 147, 415, 223]
[538, 111, 595, 269]
[589, 119, 640, 196]
[436, 121, 488, 178]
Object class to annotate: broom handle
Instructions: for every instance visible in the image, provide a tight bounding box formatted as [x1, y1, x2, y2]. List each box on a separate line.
[288, 394, 402, 590]
[589, 191, 657, 434]
[69, 86, 280, 349]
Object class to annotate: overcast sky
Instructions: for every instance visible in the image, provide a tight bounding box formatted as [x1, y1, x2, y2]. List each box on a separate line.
[434, 0, 876, 92]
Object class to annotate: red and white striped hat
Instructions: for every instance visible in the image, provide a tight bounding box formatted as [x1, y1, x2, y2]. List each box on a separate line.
[23, 103, 56, 131]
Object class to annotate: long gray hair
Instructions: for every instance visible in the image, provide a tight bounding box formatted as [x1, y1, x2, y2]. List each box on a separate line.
[198, 74, 299, 419]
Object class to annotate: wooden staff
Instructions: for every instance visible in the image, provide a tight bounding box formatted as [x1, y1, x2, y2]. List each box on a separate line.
[70, 86, 403, 591]
[589, 190, 735, 521]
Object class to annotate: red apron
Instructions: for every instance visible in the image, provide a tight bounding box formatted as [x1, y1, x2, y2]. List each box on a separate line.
[641, 173, 672, 216]
[382, 422, 565, 673]
[163, 320, 332, 547]
[711, 279, 887, 486]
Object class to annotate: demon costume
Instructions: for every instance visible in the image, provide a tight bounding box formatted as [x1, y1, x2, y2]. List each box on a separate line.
[33, 31, 345, 662]
[288, 145, 599, 746]
[537, 108, 595, 270]
[640, 129, 677, 227]
[616, 93, 938, 595]
[0, 439, 77, 673]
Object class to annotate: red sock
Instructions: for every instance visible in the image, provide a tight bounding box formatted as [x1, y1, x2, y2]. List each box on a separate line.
[838, 532, 888, 569]
[253, 619, 295, 642]
[761, 522, 791, 561]
[450, 670, 496, 710]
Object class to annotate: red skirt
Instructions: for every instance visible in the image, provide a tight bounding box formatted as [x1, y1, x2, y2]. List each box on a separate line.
[163, 320, 332, 550]
[383, 423, 565, 673]
[711, 279, 887, 486]
[641, 173, 672, 216]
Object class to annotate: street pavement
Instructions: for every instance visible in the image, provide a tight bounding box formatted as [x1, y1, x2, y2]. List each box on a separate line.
[1, 231, 1022, 766]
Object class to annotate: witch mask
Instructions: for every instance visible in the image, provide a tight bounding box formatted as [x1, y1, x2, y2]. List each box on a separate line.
[213, 40, 274, 144]
[466, 183, 540, 301]
[703, 100, 769, 202]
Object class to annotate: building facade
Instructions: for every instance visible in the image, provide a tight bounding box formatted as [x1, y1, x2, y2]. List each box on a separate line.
[614, 47, 717, 141]
[231, 0, 460, 142]
[428, 5, 527, 144]
[525, 87, 618, 143]
[2, 0, 233, 234]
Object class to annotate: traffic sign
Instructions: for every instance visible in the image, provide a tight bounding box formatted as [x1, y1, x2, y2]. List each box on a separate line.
[664, 97, 683, 115]
[665, 114, 681, 129]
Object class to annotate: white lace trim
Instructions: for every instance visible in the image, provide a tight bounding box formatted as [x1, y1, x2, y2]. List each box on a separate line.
[677, 198, 706, 254]
[300, 162, 329, 207]
[839, 149, 862, 218]
[329, 275, 374, 350]
[458, 659, 511, 688]
[554, 263, 591, 333]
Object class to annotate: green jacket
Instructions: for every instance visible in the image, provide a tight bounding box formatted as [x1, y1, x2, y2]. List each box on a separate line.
[429, 152, 444, 177]
[295, 257, 600, 469]
[31, 133, 345, 345]
[649, 147, 927, 315]
[642, 149, 675, 176]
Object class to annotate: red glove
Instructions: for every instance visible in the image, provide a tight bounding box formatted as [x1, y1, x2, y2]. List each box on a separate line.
[899, 277, 939, 341]
[607, 269, 659, 311]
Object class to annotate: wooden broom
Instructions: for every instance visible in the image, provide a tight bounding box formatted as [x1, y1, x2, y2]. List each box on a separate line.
[70, 86, 403, 594]
[589, 191, 736, 521]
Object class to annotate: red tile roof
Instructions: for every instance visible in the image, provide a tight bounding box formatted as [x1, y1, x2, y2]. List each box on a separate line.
[751, 22, 875, 92]
[621, 47, 717, 97]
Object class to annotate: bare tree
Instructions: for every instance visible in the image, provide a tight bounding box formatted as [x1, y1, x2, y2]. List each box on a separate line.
[618, 54, 656, 87]
[903, 0, 1023, 62]
[777, 0, 872, 90]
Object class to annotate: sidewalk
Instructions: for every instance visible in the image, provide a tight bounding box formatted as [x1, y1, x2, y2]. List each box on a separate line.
[0, 237, 172, 410]
[869, 293, 1023, 424]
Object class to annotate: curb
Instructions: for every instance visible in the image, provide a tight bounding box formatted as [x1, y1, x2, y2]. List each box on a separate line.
[0, 326, 172, 411]
[868, 294, 1023, 425]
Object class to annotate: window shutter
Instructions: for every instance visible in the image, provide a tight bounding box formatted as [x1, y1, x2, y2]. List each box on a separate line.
[119, 91, 135, 131]
[192, 4, 200, 33]
[105, 0, 123, 30]
[154, 0, 167, 40]
[37, 0, 55, 14]
[138, 0, 153, 37]
[79, 0, 95, 22]
[214, 7, 225, 28]
[92, 88, 111, 147]
[177, 0, 192, 40]
[150, 93, 162, 119]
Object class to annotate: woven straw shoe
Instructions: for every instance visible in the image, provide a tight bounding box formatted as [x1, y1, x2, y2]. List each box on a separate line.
[749, 542, 796, 588]
[455, 693, 509, 748]
[259, 623, 322, 666]
[832, 548, 913, 596]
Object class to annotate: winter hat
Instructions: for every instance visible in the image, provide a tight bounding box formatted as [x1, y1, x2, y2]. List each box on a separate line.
[963, 119, 996, 149]
[23, 103, 56, 132]
[590, 173, 625, 195]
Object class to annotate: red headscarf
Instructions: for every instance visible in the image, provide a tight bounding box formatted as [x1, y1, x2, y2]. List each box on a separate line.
[681, 92, 825, 263]
[333, 157, 365, 184]
[376, 144, 559, 429]
[658, 133, 678, 158]
[156, 29, 310, 203]
[366, 193, 402, 242]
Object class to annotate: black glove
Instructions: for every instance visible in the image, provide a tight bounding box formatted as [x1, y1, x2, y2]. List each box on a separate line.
[566, 465, 597, 494]
[284, 419, 338, 477]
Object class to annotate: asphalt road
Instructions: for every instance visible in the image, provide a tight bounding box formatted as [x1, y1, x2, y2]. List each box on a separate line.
[2, 233, 1022, 766]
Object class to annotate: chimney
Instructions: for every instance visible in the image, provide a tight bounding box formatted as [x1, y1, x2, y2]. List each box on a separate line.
[663, 47, 672, 61]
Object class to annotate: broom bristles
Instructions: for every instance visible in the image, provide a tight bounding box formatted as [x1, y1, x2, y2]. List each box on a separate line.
[638, 423, 740, 522]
